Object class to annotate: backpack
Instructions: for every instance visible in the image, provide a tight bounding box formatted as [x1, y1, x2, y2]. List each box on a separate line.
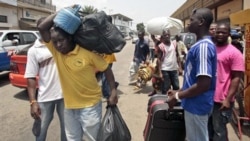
[74, 11, 126, 54]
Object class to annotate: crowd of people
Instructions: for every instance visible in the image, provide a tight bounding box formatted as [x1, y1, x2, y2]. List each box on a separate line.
[26, 6, 245, 141]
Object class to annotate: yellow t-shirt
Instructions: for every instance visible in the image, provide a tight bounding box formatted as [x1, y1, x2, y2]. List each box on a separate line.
[102, 53, 116, 64]
[45, 41, 108, 109]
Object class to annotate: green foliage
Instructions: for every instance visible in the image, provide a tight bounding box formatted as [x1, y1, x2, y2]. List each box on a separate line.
[81, 5, 98, 14]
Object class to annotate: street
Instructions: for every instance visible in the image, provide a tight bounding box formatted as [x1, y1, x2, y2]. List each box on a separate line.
[0, 40, 249, 141]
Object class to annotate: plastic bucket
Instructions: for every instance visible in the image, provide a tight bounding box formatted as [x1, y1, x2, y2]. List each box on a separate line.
[53, 5, 81, 34]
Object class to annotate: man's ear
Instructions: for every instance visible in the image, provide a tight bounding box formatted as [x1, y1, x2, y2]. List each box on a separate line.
[199, 18, 205, 26]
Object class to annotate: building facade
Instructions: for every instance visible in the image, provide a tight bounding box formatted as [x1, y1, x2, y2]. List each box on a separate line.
[110, 13, 133, 37]
[0, 0, 55, 30]
[171, 0, 248, 31]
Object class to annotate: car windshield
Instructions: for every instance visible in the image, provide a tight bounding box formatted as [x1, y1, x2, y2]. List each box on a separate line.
[36, 32, 41, 38]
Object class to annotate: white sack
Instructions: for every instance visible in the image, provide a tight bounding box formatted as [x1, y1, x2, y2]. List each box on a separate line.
[146, 17, 184, 35]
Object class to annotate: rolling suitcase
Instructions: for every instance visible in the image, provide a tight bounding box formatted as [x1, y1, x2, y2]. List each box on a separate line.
[143, 94, 186, 141]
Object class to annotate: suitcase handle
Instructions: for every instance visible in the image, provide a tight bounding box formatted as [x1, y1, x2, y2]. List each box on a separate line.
[165, 107, 184, 121]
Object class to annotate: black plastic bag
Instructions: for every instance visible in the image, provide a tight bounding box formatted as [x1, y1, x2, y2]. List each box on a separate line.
[74, 11, 126, 54]
[97, 105, 131, 141]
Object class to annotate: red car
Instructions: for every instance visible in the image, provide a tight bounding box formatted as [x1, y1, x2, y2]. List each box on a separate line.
[9, 45, 38, 89]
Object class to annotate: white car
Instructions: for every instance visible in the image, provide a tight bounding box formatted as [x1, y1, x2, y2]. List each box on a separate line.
[131, 35, 138, 44]
[0, 30, 40, 71]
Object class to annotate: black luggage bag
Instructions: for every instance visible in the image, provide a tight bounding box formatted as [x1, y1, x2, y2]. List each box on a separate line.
[143, 94, 186, 141]
[74, 11, 126, 54]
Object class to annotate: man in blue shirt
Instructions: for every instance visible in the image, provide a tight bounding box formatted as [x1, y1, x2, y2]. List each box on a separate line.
[167, 8, 217, 141]
[133, 31, 150, 65]
[129, 31, 149, 85]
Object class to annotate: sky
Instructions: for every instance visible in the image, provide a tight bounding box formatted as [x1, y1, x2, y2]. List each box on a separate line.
[52, 0, 187, 29]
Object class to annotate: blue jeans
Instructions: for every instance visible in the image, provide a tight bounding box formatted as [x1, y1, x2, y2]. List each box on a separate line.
[161, 70, 179, 94]
[37, 99, 66, 141]
[101, 64, 113, 98]
[64, 101, 102, 141]
[185, 110, 210, 141]
[208, 102, 233, 141]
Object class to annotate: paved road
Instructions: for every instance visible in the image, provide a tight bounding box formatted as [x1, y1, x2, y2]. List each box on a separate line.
[0, 40, 249, 141]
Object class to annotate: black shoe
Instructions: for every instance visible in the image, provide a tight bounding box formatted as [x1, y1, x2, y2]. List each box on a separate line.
[115, 82, 119, 89]
[32, 118, 41, 137]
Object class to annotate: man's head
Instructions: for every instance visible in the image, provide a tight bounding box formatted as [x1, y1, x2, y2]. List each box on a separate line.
[161, 29, 171, 44]
[215, 22, 230, 46]
[50, 25, 75, 54]
[188, 8, 214, 34]
[209, 23, 217, 37]
[138, 31, 145, 40]
[175, 35, 181, 42]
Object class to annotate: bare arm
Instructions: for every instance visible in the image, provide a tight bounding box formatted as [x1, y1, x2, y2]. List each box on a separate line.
[37, 13, 57, 42]
[104, 67, 118, 105]
[226, 71, 242, 101]
[27, 78, 40, 119]
[219, 71, 243, 109]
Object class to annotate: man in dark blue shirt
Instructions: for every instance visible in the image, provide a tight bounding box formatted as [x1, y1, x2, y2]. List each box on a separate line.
[129, 31, 149, 85]
[133, 31, 150, 65]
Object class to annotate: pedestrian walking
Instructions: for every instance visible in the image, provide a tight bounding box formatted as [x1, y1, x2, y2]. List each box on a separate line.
[167, 8, 217, 141]
[129, 30, 150, 85]
[37, 13, 118, 141]
[25, 17, 66, 141]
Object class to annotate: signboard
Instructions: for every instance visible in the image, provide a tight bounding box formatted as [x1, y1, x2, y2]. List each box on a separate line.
[0, 0, 17, 6]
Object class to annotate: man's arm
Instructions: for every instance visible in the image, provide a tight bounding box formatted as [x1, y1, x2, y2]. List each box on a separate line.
[104, 67, 118, 105]
[37, 13, 56, 43]
[220, 71, 243, 109]
[27, 78, 40, 119]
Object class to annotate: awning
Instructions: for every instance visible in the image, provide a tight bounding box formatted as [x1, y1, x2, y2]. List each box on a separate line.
[19, 20, 37, 29]
[229, 9, 250, 25]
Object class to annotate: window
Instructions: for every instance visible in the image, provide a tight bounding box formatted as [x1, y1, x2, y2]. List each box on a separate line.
[21, 33, 36, 44]
[0, 15, 7, 23]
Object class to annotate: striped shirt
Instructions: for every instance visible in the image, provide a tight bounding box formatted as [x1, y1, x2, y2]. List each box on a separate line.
[181, 37, 217, 115]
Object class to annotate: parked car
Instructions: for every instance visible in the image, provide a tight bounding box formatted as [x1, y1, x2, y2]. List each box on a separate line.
[0, 46, 10, 72]
[131, 34, 138, 44]
[179, 32, 197, 50]
[0, 30, 40, 71]
[9, 41, 38, 89]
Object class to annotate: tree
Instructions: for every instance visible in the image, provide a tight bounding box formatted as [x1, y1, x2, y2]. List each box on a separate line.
[136, 23, 145, 32]
[81, 5, 98, 15]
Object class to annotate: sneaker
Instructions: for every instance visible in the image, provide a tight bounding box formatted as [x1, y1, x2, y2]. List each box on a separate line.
[148, 91, 157, 96]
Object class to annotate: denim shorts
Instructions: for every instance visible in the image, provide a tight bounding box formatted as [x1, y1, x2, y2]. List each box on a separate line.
[64, 101, 102, 141]
[185, 110, 210, 141]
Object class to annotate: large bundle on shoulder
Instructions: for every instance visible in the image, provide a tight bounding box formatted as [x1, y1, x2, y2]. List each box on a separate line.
[53, 4, 126, 54]
[146, 17, 184, 35]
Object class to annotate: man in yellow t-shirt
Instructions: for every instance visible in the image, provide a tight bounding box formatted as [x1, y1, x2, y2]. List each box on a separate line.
[38, 13, 118, 141]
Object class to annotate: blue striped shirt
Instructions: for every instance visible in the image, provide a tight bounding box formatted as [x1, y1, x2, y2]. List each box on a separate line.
[181, 37, 217, 115]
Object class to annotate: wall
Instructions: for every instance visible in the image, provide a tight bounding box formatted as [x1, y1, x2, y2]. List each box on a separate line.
[244, 0, 250, 9]
[217, 0, 242, 21]
[0, 6, 18, 29]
